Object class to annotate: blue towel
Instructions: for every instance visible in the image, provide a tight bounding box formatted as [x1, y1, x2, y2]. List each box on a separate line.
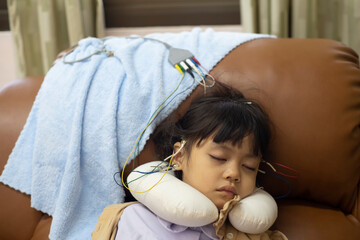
[0, 28, 273, 239]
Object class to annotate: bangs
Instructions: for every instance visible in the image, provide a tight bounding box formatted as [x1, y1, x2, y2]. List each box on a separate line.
[182, 98, 270, 157]
[152, 85, 271, 161]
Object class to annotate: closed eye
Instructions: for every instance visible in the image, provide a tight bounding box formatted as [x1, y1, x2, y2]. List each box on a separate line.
[209, 155, 226, 161]
[243, 164, 256, 171]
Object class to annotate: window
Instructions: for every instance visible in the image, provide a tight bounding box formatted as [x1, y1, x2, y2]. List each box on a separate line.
[0, 0, 241, 31]
[0, 0, 9, 31]
[103, 0, 240, 27]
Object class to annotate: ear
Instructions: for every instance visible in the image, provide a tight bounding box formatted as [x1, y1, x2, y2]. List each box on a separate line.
[172, 141, 185, 170]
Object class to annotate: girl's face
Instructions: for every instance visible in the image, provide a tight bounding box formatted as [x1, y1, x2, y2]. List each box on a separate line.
[173, 135, 260, 210]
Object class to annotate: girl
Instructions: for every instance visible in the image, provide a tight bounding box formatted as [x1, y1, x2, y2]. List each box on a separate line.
[92, 85, 287, 240]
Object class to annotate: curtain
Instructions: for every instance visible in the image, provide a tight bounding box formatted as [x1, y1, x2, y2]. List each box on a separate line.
[7, 0, 106, 78]
[240, 0, 360, 54]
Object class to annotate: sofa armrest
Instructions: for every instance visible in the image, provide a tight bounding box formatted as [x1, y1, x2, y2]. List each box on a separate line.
[31, 215, 51, 240]
[0, 76, 44, 240]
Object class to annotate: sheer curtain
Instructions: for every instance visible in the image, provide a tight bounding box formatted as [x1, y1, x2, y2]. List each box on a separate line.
[240, 0, 360, 54]
[7, 0, 106, 78]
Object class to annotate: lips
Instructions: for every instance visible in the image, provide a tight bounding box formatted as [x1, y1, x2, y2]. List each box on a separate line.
[217, 185, 237, 196]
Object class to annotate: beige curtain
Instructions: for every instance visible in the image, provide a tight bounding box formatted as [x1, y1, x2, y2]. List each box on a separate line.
[8, 0, 106, 78]
[240, 0, 360, 54]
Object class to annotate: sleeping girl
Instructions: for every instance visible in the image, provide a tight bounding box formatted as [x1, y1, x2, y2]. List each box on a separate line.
[92, 85, 288, 240]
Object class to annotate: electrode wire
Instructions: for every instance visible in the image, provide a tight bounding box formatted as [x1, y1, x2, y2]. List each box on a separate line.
[123, 150, 175, 194]
[121, 73, 185, 192]
[129, 77, 196, 172]
[269, 162, 298, 178]
[267, 173, 292, 200]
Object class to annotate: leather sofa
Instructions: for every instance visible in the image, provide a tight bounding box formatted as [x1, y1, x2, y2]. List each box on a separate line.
[0, 37, 359, 240]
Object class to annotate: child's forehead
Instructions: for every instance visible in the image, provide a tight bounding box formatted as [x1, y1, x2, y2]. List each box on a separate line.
[196, 134, 255, 149]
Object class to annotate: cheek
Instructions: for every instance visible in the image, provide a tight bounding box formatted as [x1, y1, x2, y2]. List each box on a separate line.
[238, 172, 257, 197]
[182, 161, 218, 190]
[183, 165, 211, 184]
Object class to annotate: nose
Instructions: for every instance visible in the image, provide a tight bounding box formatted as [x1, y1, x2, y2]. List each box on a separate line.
[225, 165, 240, 182]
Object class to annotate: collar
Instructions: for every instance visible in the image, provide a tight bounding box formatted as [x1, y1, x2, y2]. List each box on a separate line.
[157, 216, 218, 239]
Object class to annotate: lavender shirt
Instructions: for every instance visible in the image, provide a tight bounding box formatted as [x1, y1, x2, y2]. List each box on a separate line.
[115, 203, 218, 240]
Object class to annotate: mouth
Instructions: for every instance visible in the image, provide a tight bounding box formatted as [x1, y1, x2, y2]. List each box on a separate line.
[217, 185, 237, 196]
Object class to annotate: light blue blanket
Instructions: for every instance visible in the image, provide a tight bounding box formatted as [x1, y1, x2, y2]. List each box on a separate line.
[0, 28, 273, 239]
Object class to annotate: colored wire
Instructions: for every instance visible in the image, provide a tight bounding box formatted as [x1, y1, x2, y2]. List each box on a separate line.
[121, 73, 185, 192]
[187, 58, 215, 89]
[192, 57, 216, 82]
[124, 140, 185, 191]
[149, 81, 196, 135]
[114, 161, 162, 188]
[123, 151, 175, 194]
[270, 161, 298, 179]
[270, 162, 298, 174]
[266, 173, 292, 200]
[128, 76, 196, 176]
[185, 60, 206, 93]
[275, 172, 298, 179]
[128, 76, 194, 167]
[262, 160, 277, 172]
[132, 170, 159, 174]
[129, 86, 193, 171]
[190, 60, 207, 80]
[125, 161, 163, 186]
[261, 160, 299, 179]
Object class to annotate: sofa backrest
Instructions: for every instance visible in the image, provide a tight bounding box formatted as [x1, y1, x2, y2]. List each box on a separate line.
[0, 37, 359, 240]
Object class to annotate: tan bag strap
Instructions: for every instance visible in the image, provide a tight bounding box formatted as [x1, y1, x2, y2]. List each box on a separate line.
[91, 201, 137, 240]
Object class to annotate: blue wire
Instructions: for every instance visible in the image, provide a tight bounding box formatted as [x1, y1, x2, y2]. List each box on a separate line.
[266, 173, 292, 200]
[132, 170, 159, 174]
[191, 58, 206, 78]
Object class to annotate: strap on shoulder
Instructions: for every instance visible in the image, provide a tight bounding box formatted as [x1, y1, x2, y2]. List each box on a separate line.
[91, 202, 137, 240]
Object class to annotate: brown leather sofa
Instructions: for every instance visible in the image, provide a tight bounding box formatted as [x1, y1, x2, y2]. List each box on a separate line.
[1, 38, 359, 240]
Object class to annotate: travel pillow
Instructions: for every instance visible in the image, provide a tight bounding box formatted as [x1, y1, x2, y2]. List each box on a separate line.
[127, 161, 278, 234]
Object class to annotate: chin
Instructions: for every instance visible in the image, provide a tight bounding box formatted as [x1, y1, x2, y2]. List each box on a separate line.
[216, 204, 224, 210]
[215, 200, 227, 210]
[211, 193, 235, 210]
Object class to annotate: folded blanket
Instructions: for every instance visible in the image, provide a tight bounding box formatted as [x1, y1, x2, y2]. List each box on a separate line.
[0, 28, 273, 240]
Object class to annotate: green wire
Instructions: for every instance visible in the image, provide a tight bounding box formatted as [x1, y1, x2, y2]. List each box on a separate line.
[123, 73, 185, 187]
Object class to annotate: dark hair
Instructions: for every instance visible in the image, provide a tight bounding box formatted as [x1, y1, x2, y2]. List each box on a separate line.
[153, 83, 271, 162]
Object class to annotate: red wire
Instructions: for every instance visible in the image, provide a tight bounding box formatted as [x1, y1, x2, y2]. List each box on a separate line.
[194, 55, 299, 181]
[275, 172, 298, 179]
[269, 161, 299, 178]
[192, 57, 218, 86]
[270, 162, 298, 173]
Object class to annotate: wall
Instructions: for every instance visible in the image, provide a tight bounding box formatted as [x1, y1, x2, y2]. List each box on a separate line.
[0, 31, 16, 89]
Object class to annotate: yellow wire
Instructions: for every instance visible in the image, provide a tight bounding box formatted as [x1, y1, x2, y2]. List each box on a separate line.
[123, 153, 174, 194]
[121, 73, 185, 193]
